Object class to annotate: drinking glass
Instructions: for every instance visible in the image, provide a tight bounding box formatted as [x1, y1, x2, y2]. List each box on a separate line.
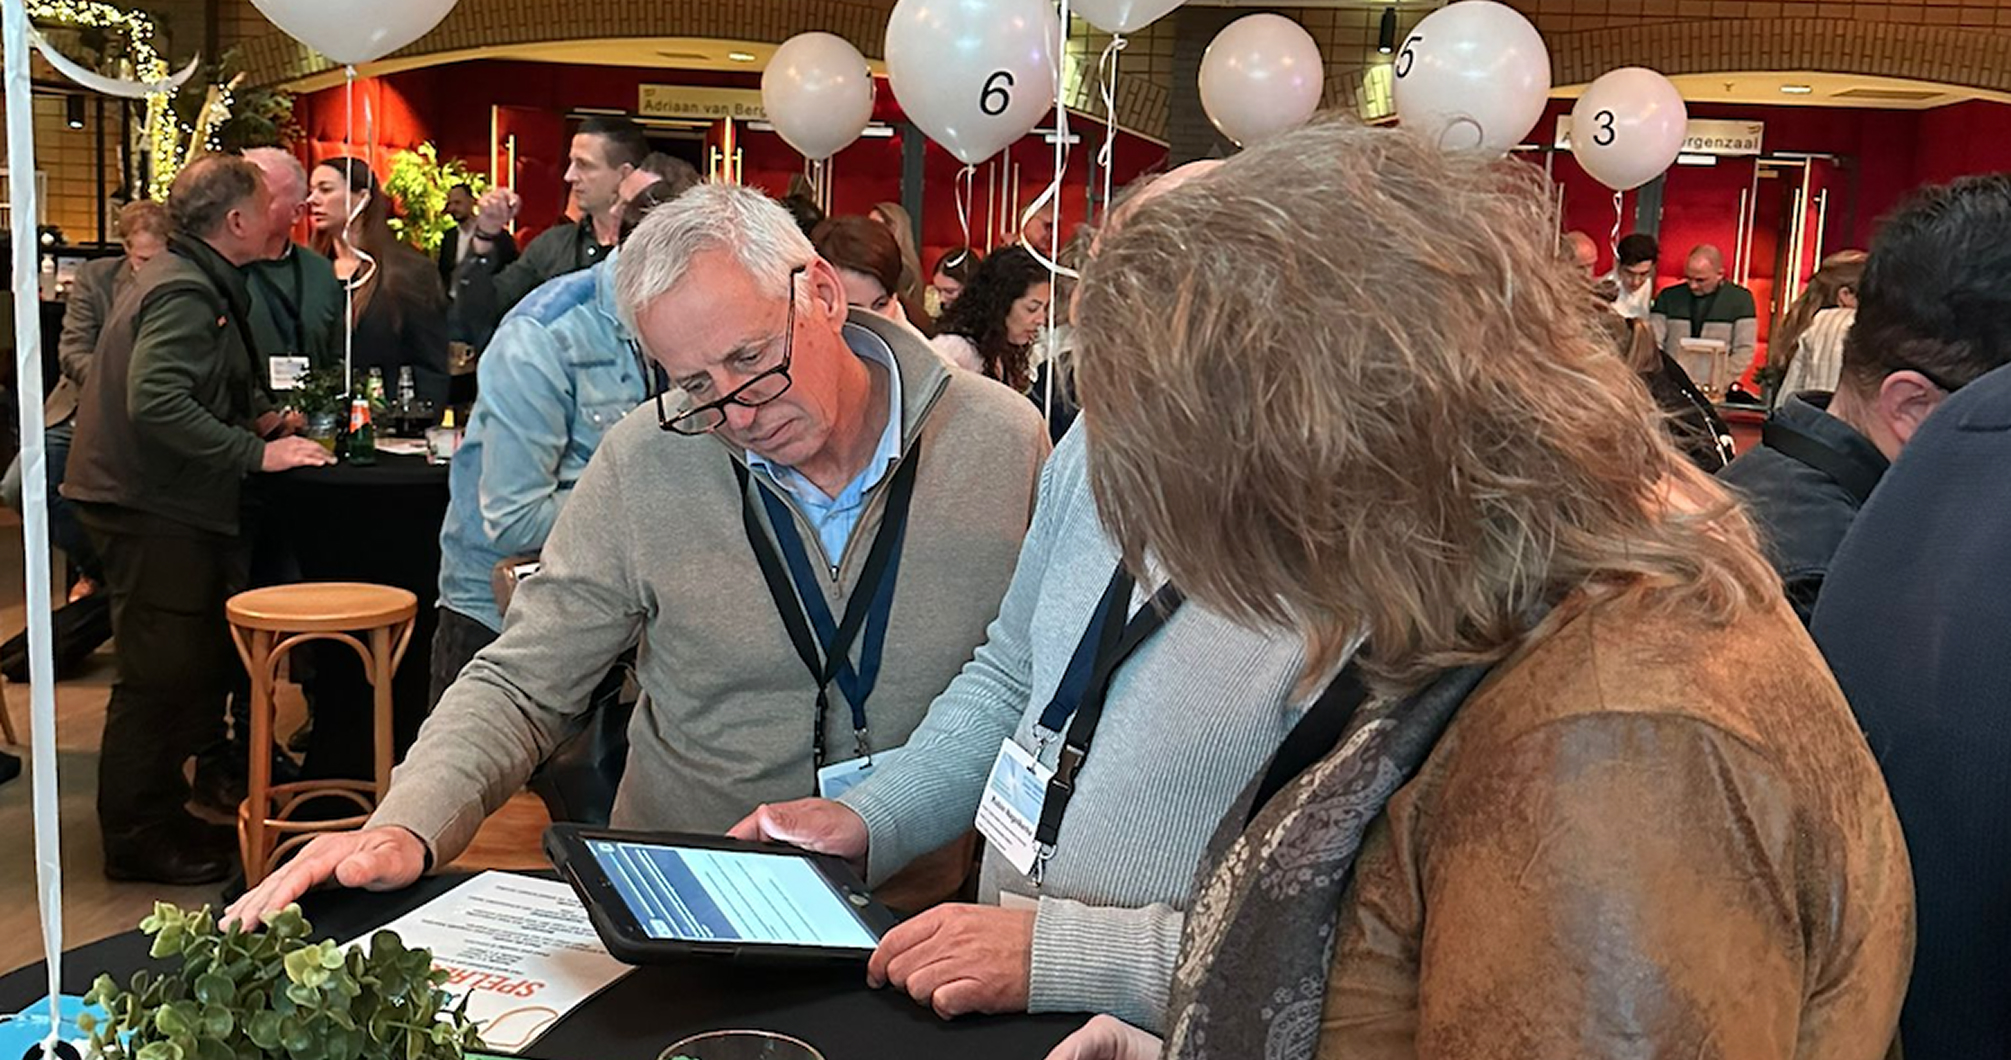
[659, 1030, 825, 1060]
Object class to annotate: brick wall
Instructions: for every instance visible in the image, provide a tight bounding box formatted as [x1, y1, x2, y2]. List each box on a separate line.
[223, 0, 2011, 142]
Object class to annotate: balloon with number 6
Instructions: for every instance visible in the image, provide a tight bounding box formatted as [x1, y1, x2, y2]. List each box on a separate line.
[763, 33, 877, 162]
[885, 0, 1061, 167]
[1198, 14, 1324, 147]
[1570, 68, 1688, 191]
[251, 0, 459, 66]
[1391, 0, 1550, 156]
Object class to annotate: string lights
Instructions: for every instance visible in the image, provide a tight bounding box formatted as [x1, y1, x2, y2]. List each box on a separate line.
[27, 0, 226, 198]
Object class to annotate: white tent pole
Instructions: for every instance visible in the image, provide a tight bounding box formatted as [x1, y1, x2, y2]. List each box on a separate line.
[5, 0, 70, 1051]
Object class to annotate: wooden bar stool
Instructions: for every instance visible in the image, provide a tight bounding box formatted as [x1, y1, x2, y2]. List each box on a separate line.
[226, 582, 418, 885]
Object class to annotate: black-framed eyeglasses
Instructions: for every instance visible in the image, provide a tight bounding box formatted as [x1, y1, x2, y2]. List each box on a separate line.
[654, 265, 807, 436]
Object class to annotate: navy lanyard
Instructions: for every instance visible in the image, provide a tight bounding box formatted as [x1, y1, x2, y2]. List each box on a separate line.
[1032, 563, 1185, 862]
[734, 446, 921, 781]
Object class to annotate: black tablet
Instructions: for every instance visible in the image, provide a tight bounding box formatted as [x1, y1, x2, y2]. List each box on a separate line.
[545, 825, 899, 965]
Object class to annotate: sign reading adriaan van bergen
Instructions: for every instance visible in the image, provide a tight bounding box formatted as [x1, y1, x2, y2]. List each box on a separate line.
[1555, 116, 1765, 157]
[637, 86, 767, 121]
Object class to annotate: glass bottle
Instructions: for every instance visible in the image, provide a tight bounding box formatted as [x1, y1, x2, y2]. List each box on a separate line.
[346, 396, 377, 467]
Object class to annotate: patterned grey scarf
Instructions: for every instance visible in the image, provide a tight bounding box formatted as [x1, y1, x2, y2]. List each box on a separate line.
[1163, 663, 1494, 1060]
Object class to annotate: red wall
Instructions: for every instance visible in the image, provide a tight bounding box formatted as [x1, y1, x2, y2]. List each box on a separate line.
[294, 60, 1169, 267]
[1913, 100, 2011, 186]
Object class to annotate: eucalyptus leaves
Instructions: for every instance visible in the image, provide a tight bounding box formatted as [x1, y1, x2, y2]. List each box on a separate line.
[79, 903, 483, 1060]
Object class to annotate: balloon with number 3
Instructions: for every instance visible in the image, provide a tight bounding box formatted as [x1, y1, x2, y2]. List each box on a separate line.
[1570, 68, 1688, 191]
[886, 0, 1062, 167]
[1392, 0, 1550, 157]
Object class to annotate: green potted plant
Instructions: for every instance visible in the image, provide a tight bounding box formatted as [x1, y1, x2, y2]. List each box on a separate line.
[383, 143, 489, 256]
[79, 903, 482, 1060]
[290, 368, 348, 452]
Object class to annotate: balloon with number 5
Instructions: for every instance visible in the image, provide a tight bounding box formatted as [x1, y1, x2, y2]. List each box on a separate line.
[1570, 68, 1688, 191]
[885, 0, 1062, 167]
[1198, 14, 1324, 147]
[1391, 0, 1550, 157]
[251, 0, 459, 66]
[763, 33, 877, 162]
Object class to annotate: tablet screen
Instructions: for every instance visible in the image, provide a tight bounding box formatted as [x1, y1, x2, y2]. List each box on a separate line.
[588, 839, 880, 950]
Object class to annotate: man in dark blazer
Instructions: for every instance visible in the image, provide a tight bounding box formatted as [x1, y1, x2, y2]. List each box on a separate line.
[1810, 176, 2011, 1060]
[438, 182, 514, 290]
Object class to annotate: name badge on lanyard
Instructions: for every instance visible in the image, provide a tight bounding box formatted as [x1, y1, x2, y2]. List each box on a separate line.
[268, 356, 310, 392]
[734, 447, 923, 797]
[975, 563, 1184, 883]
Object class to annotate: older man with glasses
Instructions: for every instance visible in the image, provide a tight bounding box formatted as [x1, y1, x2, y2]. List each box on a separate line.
[228, 183, 1050, 924]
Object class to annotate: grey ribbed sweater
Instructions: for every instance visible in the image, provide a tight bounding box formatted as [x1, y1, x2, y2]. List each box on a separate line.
[370, 314, 1050, 862]
[838, 425, 1311, 1032]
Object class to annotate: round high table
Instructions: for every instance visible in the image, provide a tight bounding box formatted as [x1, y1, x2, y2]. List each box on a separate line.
[0, 873, 1084, 1060]
[256, 450, 451, 782]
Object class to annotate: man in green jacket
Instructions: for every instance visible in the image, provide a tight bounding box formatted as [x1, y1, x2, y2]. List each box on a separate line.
[242, 147, 343, 383]
[65, 154, 335, 885]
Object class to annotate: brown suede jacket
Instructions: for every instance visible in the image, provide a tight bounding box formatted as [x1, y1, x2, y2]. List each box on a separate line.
[1315, 592, 1914, 1058]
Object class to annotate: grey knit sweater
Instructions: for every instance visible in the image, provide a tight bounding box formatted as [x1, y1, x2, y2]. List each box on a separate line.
[838, 425, 1312, 1032]
[370, 313, 1050, 862]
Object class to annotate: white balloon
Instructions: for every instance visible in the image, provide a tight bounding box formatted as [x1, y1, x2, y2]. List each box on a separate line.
[762, 34, 877, 162]
[1075, 0, 1186, 35]
[1198, 14, 1323, 148]
[1391, 0, 1550, 156]
[1570, 68, 1687, 191]
[251, 0, 459, 66]
[885, 0, 1061, 167]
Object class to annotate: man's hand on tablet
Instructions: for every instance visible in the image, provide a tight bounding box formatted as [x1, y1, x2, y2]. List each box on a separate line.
[867, 903, 1036, 1019]
[726, 798, 869, 876]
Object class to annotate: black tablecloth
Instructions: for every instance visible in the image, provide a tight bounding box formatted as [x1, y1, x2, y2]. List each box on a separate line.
[0, 873, 1082, 1060]
[257, 452, 451, 781]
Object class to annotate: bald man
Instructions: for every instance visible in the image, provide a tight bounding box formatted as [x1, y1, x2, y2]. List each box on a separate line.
[1564, 231, 1600, 279]
[727, 160, 1314, 1033]
[1651, 243, 1759, 380]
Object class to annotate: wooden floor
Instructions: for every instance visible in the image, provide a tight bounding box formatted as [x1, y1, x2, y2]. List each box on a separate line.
[0, 512, 551, 980]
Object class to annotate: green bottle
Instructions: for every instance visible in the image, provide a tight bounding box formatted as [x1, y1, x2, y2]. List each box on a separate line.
[346, 396, 377, 466]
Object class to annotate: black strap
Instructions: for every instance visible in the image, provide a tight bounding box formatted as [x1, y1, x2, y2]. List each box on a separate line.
[1032, 565, 1185, 853]
[1246, 662, 1370, 827]
[734, 447, 922, 782]
[1762, 419, 1882, 506]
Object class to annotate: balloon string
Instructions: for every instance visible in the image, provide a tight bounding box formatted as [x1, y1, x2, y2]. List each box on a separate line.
[1609, 189, 1624, 260]
[1021, 0, 1078, 284]
[1096, 35, 1127, 221]
[339, 66, 379, 398]
[952, 164, 976, 268]
[344, 66, 354, 396]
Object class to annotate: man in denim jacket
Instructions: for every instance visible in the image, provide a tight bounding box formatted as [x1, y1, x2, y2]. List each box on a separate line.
[431, 185, 675, 701]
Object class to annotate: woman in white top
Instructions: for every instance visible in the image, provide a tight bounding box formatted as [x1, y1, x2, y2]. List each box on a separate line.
[929, 244, 1050, 389]
[1771, 252, 1866, 404]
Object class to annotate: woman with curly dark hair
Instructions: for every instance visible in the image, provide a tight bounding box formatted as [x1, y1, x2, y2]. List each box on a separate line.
[930, 244, 1049, 391]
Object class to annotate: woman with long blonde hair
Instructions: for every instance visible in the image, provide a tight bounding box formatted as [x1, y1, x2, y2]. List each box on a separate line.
[1048, 118, 1911, 1060]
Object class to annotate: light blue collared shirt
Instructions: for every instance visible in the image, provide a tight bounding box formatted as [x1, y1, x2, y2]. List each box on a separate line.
[747, 323, 905, 567]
